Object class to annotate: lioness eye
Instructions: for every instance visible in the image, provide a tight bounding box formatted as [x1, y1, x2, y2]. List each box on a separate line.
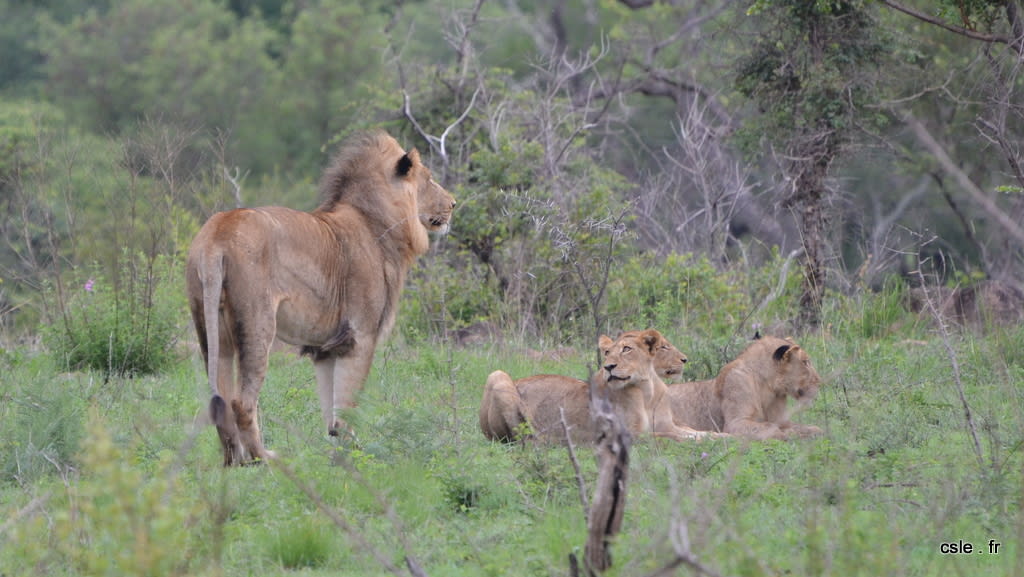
[622, 346, 632, 353]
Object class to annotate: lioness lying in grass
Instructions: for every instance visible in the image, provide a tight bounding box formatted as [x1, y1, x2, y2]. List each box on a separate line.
[479, 330, 710, 444]
[667, 334, 823, 440]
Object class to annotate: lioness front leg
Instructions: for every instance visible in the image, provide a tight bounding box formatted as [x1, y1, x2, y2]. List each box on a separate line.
[724, 418, 788, 441]
[779, 422, 824, 439]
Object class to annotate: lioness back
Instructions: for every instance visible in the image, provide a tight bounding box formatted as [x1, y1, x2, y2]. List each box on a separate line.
[667, 334, 823, 440]
[666, 379, 723, 432]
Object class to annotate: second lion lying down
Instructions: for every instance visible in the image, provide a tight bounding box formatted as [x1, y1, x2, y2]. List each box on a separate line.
[666, 333, 823, 440]
[478, 329, 708, 444]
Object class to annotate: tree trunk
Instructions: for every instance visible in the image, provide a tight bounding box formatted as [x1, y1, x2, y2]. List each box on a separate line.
[792, 150, 830, 330]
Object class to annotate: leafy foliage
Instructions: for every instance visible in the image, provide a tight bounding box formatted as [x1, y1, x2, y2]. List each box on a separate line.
[42, 255, 184, 377]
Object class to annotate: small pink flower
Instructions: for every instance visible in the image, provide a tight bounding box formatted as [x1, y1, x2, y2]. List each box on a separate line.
[701, 452, 709, 460]
[84, 279, 95, 292]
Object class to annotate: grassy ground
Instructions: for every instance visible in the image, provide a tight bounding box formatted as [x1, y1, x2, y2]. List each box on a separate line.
[1, 308, 1022, 576]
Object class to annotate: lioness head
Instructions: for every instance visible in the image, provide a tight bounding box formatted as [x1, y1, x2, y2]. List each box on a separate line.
[397, 149, 455, 234]
[617, 330, 687, 381]
[598, 329, 662, 390]
[771, 340, 822, 407]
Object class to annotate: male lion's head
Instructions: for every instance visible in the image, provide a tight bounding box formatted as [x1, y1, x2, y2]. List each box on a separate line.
[769, 339, 822, 408]
[395, 148, 455, 234]
[616, 330, 687, 381]
[598, 329, 663, 390]
[318, 131, 455, 236]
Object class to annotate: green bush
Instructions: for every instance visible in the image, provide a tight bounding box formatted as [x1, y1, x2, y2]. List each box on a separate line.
[42, 254, 184, 377]
[605, 252, 749, 336]
[23, 412, 204, 576]
[262, 518, 332, 569]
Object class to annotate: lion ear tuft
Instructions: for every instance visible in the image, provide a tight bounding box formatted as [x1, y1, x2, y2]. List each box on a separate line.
[395, 152, 415, 178]
[772, 344, 792, 362]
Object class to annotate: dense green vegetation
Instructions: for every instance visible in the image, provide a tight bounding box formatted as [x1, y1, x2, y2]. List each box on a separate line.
[1, 0, 1022, 575]
[1, 290, 1022, 575]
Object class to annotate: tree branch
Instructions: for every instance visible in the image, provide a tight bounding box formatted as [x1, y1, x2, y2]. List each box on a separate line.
[903, 111, 1024, 247]
[880, 0, 1013, 45]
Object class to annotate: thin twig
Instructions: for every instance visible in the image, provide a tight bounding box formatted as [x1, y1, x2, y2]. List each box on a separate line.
[561, 406, 590, 515]
[271, 456, 419, 577]
[0, 494, 51, 538]
[913, 269, 985, 469]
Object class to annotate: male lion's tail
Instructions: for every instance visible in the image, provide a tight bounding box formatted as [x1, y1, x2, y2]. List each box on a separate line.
[196, 249, 226, 400]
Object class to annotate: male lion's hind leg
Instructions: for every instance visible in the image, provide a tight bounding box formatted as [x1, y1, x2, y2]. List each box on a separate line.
[210, 395, 260, 466]
[479, 370, 528, 442]
[210, 393, 275, 466]
[230, 397, 276, 464]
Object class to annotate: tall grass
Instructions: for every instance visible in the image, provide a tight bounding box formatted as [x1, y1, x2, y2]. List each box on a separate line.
[1, 286, 1021, 576]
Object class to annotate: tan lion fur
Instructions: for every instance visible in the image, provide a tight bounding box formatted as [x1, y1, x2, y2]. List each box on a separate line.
[478, 330, 708, 444]
[667, 334, 823, 440]
[186, 130, 455, 465]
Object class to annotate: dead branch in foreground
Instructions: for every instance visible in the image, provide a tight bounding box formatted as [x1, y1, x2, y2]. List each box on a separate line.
[569, 394, 631, 576]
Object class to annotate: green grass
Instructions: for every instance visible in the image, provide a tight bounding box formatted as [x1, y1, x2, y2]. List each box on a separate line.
[1, 313, 1022, 576]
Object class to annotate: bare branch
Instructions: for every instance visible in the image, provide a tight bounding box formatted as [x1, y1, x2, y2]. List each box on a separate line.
[582, 395, 631, 575]
[221, 166, 247, 209]
[271, 456, 424, 577]
[561, 406, 590, 515]
[903, 111, 1024, 247]
[911, 270, 985, 470]
[880, 0, 1014, 45]
[0, 494, 51, 537]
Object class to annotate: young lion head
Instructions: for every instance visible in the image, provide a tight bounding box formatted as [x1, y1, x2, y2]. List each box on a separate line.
[615, 329, 687, 381]
[598, 329, 664, 390]
[770, 339, 821, 409]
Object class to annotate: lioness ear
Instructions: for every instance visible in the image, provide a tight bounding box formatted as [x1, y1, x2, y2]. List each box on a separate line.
[772, 344, 792, 362]
[641, 329, 662, 354]
[598, 335, 614, 349]
[395, 149, 419, 178]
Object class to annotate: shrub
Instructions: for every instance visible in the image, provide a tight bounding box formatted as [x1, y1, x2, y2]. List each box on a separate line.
[262, 518, 332, 569]
[42, 253, 184, 377]
[7, 411, 204, 576]
[605, 252, 749, 336]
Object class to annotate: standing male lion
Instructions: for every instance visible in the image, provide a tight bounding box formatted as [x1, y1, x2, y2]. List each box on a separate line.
[186, 130, 455, 465]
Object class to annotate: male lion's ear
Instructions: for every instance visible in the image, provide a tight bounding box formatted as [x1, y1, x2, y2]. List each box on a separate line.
[395, 150, 418, 178]
[772, 344, 792, 362]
